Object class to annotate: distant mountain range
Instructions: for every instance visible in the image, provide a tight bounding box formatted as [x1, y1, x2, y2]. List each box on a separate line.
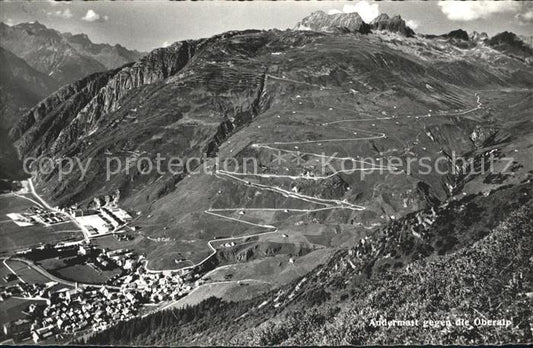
[424, 28, 533, 62]
[488, 31, 533, 61]
[295, 11, 532, 62]
[0, 22, 145, 84]
[0, 46, 60, 129]
[0, 21, 145, 129]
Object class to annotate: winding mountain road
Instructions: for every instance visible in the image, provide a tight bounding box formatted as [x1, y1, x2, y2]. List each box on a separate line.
[141, 76, 487, 275]
[26, 177, 89, 242]
[204, 76, 483, 236]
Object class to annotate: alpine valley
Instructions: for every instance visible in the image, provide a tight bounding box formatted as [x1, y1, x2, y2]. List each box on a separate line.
[2, 9, 533, 345]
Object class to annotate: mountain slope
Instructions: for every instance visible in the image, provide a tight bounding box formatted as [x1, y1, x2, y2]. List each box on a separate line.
[0, 46, 60, 129]
[9, 24, 533, 276]
[0, 21, 145, 85]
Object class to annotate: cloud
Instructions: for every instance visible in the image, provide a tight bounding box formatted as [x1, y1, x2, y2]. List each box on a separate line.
[81, 9, 108, 22]
[438, 1, 521, 21]
[161, 41, 171, 48]
[328, 9, 342, 15]
[406, 19, 419, 30]
[515, 7, 533, 25]
[46, 0, 72, 6]
[47, 8, 73, 19]
[328, 1, 380, 23]
[5, 18, 15, 26]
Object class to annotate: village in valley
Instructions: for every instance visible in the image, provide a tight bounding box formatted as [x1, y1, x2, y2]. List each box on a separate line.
[0, 181, 205, 344]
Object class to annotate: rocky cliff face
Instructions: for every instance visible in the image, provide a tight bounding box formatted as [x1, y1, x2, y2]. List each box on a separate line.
[0, 21, 144, 85]
[10, 40, 197, 157]
[9, 68, 121, 157]
[470, 31, 489, 42]
[369, 14, 415, 37]
[295, 11, 371, 34]
[49, 41, 197, 155]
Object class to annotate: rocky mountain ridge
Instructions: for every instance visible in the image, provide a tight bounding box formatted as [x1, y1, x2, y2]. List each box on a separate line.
[295, 11, 371, 34]
[295, 11, 416, 37]
[369, 13, 414, 37]
[470, 31, 489, 42]
[487, 31, 533, 62]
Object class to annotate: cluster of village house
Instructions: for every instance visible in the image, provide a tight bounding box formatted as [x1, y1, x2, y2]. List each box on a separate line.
[0, 279, 52, 303]
[2, 242, 203, 343]
[7, 206, 68, 227]
[2, 200, 206, 343]
[6, 203, 132, 238]
[2, 283, 142, 343]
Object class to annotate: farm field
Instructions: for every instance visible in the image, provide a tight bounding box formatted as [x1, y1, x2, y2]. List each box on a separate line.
[0, 262, 20, 286]
[0, 260, 49, 326]
[0, 297, 45, 326]
[4, 259, 50, 284]
[41, 261, 122, 285]
[90, 234, 139, 251]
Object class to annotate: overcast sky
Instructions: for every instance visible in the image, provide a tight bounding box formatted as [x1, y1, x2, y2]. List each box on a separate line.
[1, 1, 532, 52]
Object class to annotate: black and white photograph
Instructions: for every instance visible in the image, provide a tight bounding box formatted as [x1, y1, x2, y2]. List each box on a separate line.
[0, 0, 532, 345]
